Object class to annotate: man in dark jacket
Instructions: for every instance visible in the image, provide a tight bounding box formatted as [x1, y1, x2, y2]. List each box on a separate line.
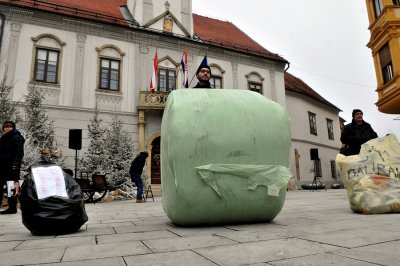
[129, 151, 149, 203]
[340, 109, 378, 156]
[0, 121, 25, 214]
[193, 64, 212, 89]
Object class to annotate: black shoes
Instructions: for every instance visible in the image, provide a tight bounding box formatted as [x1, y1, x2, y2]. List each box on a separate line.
[0, 208, 17, 214]
[1, 197, 18, 214]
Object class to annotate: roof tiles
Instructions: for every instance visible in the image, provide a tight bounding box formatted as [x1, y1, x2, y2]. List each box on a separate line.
[285, 72, 340, 110]
[193, 14, 286, 62]
[3, 0, 127, 25]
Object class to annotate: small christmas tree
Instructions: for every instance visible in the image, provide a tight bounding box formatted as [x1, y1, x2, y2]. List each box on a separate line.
[21, 85, 58, 173]
[23, 85, 55, 148]
[80, 105, 107, 175]
[104, 112, 134, 185]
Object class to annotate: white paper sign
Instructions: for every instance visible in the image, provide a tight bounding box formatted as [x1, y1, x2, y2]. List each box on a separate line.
[32, 166, 68, 199]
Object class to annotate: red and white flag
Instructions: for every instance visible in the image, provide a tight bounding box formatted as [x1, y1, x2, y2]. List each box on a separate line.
[181, 48, 189, 88]
[150, 49, 158, 94]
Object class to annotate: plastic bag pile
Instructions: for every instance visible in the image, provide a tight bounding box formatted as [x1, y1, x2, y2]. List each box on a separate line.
[336, 134, 400, 214]
[161, 89, 292, 226]
[20, 161, 88, 235]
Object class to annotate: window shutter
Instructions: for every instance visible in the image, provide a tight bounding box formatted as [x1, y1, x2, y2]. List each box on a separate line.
[379, 44, 392, 66]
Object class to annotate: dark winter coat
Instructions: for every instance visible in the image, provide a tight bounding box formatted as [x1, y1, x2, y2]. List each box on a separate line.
[340, 120, 378, 156]
[193, 81, 212, 89]
[0, 129, 25, 182]
[129, 152, 148, 175]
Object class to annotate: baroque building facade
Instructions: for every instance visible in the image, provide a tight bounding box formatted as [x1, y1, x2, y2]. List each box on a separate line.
[0, 0, 341, 191]
[365, 0, 400, 114]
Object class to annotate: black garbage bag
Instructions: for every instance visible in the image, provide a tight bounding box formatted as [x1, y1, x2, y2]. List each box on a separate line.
[20, 161, 88, 235]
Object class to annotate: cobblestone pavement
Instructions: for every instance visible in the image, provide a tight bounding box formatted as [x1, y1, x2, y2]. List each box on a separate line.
[0, 189, 399, 265]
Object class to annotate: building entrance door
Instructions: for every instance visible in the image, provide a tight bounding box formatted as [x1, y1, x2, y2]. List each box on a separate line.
[151, 137, 161, 184]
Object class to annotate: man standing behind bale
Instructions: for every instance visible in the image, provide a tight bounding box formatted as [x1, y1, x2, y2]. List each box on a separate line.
[193, 64, 212, 89]
[129, 151, 149, 203]
[340, 109, 378, 156]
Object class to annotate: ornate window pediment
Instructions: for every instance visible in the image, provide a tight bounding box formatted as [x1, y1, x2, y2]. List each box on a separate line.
[96, 45, 125, 92]
[209, 63, 224, 89]
[31, 34, 65, 85]
[31, 34, 66, 48]
[158, 56, 179, 91]
[246, 71, 264, 94]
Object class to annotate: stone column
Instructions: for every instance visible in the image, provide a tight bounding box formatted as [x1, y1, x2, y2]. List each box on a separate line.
[72, 33, 86, 107]
[139, 44, 149, 92]
[6, 21, 22, 93]
[269, 69, 277, 101]
[138, 110, 146, 151]
[231, 62, 238, 89]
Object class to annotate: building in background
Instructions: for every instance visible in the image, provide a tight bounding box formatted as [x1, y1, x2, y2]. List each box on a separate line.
[285, 73, 341, 188]
[0, 0, 341, 191]
[365, 0, 400, 114]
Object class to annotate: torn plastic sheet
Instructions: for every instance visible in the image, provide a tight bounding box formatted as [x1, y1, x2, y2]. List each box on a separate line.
[196, 164, 292, 197]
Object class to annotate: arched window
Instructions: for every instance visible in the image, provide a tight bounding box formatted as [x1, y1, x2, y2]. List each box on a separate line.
[96, 45, 125, 92]
[31, 34, 65, 84]
[158, 56, 179, 92]
[209, 64, 224, 89]
[246, 71, 264, 94]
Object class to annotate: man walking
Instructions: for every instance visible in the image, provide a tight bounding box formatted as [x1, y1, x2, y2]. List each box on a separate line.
[129, 151, 149, 203]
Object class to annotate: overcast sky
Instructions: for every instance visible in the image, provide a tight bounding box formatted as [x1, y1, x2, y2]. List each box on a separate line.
[192, 0, 400, 137]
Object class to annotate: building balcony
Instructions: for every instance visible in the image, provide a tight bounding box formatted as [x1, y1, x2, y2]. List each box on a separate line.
[367, 7, 400, 49]
[376, 76, 400, 114]
[369, 6, 400, 32]
[137, 91, 171, 112]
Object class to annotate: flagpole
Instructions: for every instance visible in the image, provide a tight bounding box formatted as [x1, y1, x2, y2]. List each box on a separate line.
[175, 66, 181, 89]
[180, 48, 189, 89]
[188, 73, 196, 88]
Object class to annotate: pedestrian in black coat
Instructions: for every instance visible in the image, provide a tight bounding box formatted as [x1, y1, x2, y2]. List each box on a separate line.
[129, 151, 149, 203]
[0, 121, 25, 214]
[340, 109, 378, 156]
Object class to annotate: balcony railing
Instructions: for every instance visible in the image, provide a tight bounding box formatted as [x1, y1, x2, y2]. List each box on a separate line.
[138, 91, 170, 110]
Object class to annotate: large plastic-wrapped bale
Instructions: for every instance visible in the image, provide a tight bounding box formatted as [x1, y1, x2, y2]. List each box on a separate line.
[20, 161, 88, 235]
[336, 134, 400, 214]
[161, 89, 292, 226]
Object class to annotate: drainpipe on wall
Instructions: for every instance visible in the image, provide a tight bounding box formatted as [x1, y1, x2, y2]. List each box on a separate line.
[0, 13, 5, 56]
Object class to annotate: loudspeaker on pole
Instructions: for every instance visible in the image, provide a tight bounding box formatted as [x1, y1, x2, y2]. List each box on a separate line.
[69, 129, 82, 150]
[310, 148, 319, 160]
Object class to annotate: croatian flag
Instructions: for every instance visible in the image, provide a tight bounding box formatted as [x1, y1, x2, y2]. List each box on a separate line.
[181, 49, 189, 88]
[150, 49, 158, 94]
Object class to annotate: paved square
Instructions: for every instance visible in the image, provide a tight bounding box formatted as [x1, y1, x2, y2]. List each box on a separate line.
[0, 190, 398, 265]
